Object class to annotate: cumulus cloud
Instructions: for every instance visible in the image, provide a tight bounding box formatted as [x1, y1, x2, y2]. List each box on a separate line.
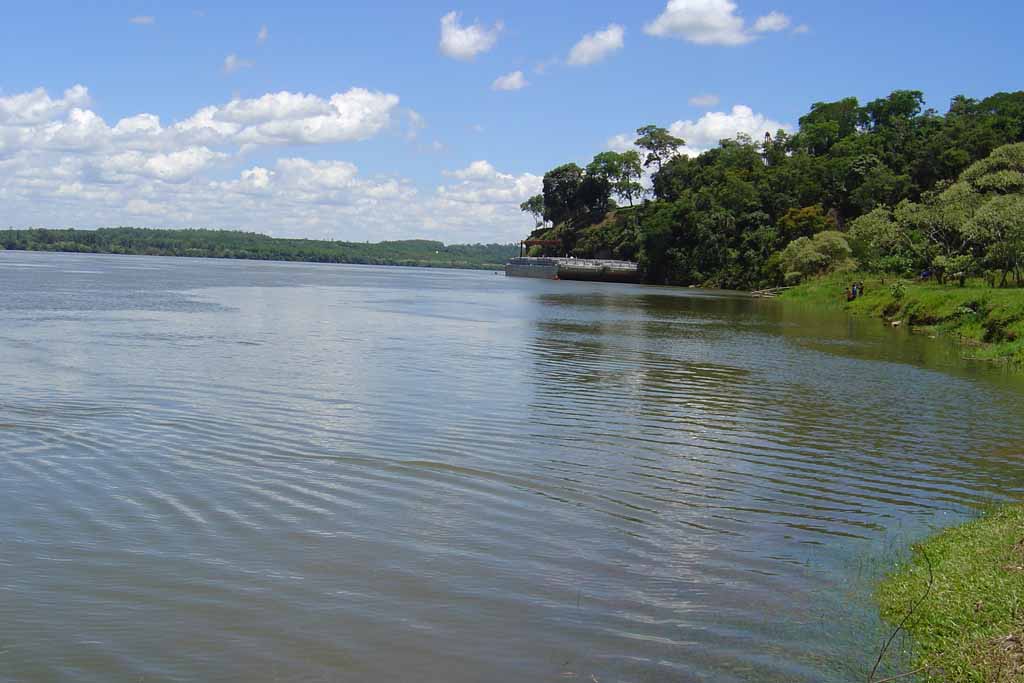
[223, 54, 254, 74]
[792, 23, 810, 34]
[177, 89, 400, 146]
[0, 85, 90, 125]
[0, 84, 399, 163]
[257, 25, 269, 43]
[491, 70, 528, 91]
[606, 133, 635, 153]
[439, 11, 502, 61]
[645, 0, 792, 46]
[129, 15, 155, 25]
[606, 105, 791, 158]
[567, 24, 625, 66]
[439, 160, 541, 203]
[688, 93, 720, 108]
[669, 105, 790, 153]
[0, 84, 538, 243]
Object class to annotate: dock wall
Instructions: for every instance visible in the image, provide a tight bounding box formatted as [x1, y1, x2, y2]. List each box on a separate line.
[505, 257, 640, 283]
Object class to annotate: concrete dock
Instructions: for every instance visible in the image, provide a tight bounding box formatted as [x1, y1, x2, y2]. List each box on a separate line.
[505, 257, 640, 283]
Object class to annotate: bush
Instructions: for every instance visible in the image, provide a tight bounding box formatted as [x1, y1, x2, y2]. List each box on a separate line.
[890, 280, 907, 300]
[776, 231, 853, 279]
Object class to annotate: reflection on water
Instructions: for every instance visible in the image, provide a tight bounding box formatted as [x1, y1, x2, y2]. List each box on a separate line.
[1, 251, 1022, 682]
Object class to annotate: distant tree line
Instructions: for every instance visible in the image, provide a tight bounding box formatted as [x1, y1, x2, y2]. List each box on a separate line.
[521, 90, 1024, 289]
[0, 227, 518, 270]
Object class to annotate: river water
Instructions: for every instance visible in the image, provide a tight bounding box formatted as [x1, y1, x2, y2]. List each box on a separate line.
[2, 251, 1022, 682]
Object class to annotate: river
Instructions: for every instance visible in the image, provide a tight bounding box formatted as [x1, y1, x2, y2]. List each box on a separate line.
[2, 250, 1022, 682]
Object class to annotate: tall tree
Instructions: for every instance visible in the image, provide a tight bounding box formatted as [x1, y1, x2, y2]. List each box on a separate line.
[634, 125, 685, 171]
[519, 195, 546, 227]
[541, 164, 584, 226]
[586, 151, 645, 207]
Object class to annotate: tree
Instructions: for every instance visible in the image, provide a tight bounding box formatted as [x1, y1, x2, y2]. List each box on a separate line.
[510, 89, 1024, 289]
[519, 195, 546, 227]
[586, 150, 645, 207]
[848, 207, 917, 274]
[797, 97, 861, 155]
[576, 173, 613, 215]
[634, 125, 685, 171]
[861, 90, 925, 130]
[777, 231, 853, 282]
[541, 163, 584, 226]
[777, 205, 836, 243]
[966, 194, 1024, 286]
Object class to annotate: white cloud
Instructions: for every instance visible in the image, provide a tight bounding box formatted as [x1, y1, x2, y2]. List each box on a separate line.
[645, 0, 793, 46]
[144, 147, 224, 182]
[606, 105, 791, 158]
[447, 160, 499, 180]
[607, 133, 635, 153]
[567, 24, 625, 66]
[0, 85, 539, 244]
[176, 89, 400, 146]
[217, 91, 328, 124]
[439, 11, 502, 61]
[129, 15, 155, 25]
[753, 11, 790, 33]
[257, 25, 269, 43]
[276, 158, 359, 190]
[439, 160, 541, 204]
[113, 113, 163, 137]
[0, 85, 399, 157]
[792, 23, 810, 34]
[0, 85, 90, 125]
[238, 166, 274, 192]
[224, 54, 254, 74]
[688, 93, 720, 108]
[669, 105, 790, 154]
[491, 70, 528, 91]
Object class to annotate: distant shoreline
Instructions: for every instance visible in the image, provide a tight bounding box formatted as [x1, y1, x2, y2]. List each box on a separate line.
[0, 227, 517, 271]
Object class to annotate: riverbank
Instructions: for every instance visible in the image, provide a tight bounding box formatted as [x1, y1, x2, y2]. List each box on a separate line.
[876, 505, 1024, 682]
[779, 274, 1024, 367]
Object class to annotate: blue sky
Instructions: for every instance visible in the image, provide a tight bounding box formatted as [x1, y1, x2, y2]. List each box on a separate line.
[1, 0, 1021, 243]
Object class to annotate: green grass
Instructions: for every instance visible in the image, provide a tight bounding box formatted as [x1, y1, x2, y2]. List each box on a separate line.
[876, 506, 1024, 682]
[779, 273, 1024, 367]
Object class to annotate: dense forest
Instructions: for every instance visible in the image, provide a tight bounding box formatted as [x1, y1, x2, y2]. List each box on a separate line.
[521, 90, 1024, 289]
[0, 228, 518, 270]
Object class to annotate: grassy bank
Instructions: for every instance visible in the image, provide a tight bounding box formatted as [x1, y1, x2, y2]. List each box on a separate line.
[876, 505, 1024, 682]
[779, 273, 1024, 367]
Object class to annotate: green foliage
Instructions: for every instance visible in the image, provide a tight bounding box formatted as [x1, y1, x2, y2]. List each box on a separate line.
[634, 124, 685, 170]
[877, 505, 1024, 682]
[587, 150, 645, 207]
[541, 163, 584, 227]
[519, 195, 545, 227]
[521, 89, 1024, 290]
[0, 228, 518, 269]
[776, 231, 852, 281]
[777, 205, 836, 242]
[890, 280, 906, 300]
